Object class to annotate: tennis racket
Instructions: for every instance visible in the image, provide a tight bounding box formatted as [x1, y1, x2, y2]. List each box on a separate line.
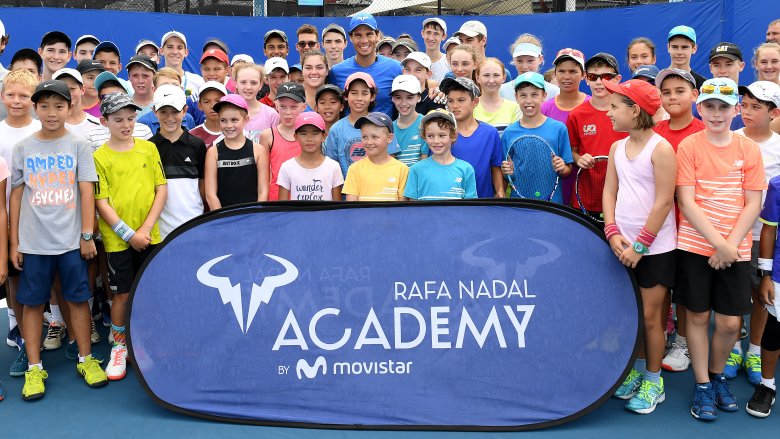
[575, 155, 609, 223]
[506, 135, 560, 201]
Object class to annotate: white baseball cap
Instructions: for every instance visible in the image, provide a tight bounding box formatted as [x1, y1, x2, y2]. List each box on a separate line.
[422, 17, 447, 34]
[199, 81, 228, 97]
[443, 36, 461, 51]
[160, 31, 187, 48]
[153, 84, 187, 111]
[512, 42, 542, 59]
[391, 75, 422, 95]
[230, 54, 254, 66]
[454, 20, 487, 38]
[739, 81, 780, 108]
[0, 20, 5, 37]
[264, 57, 289, 74]
[401, 52, 432, 70]
[53, 68, 83, 85]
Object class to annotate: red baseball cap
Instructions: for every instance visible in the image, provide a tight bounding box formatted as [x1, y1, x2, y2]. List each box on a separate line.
[602, 79, 661, 116]
[294, 112, 326, 132]
[200, 48, 229, 65]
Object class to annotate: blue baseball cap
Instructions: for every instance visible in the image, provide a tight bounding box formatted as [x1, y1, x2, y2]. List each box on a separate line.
[668, 25, 696, 44]
[93, 41, 120, 58]
[632, 65, 660, 81]
[513, 72, 546, 91]
[94, 71, 129, 94]
[696, 78, 739, 106]
[349, 12, 378, 34]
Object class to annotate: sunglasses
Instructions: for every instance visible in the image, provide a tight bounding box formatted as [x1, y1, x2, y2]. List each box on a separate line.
[701, 84, 736, 95]
[586, 72, 618, 82]
[297, 41, 318, 49]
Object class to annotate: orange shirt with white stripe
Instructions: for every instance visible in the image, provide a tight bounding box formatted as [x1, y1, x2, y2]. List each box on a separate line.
[676, 131, 767, 261]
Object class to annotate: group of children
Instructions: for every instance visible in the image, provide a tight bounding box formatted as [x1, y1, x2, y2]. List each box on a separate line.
[0, 14, 778, 426]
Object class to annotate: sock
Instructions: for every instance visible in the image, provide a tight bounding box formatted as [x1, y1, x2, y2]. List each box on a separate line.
[111, 324, 126, 346]
[761, 376, 776, 390]
[676, 335, 687, 346]
[7, 308, 17, 329]
[28, 362, 42, 371]
[644, 369, 661, 384]
[748, 343, 761, 356]
[733, 341, 743, 354]
[78, 355, 85, 363]
[50, 305, 64, 325]
[88, 297, 94, 312]
[634, 358, 646, 374]
[107, 299, 113, 309]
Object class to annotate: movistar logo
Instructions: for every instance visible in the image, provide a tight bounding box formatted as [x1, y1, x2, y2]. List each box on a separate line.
[197, 254, 299, 334]
[296, 356, 327, 379]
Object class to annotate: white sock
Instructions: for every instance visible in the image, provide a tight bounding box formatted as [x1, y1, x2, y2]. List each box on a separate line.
[28, 362, 42, 371]
[676, 335, 687, 346]
[50, 305, 64, 325]
[7, 308, 17, 329]
[107, 299, 113, 309]
[761, 376, 776, 390]
[733, 341, 743, 354]
[88, 297, 94, 311]
[748, 343, 761, 356]
[78, 355, 86, 363]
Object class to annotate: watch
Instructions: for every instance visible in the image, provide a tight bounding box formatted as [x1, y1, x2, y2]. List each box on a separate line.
[757, 269, 772, 278]
[81, 232, 93, 241]
[632, 242, 648, 255]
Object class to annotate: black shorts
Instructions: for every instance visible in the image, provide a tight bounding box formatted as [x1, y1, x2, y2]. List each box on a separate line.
[749, 241, 761, 290]
[673, 250, 751, 316]
[762, 314, 780, 351]
[633, 251, 676, 289]
[106, 246, 156, 294]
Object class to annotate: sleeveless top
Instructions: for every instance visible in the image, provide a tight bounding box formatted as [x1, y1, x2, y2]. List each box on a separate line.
[216, 138, 258, 207]
[614, 132, 677, 255]
[268, 126, 301, 201]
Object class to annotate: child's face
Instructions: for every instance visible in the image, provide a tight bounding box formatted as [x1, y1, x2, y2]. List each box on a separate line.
[35, 95, 71, 131]
[237, 68, 262, 101]
[295, 125, 325, 154]
[450, 50, 475, 79]
[421, 25, 445, 51]
[477, 61, 505, 92]
[264, 36, 289, 59]
[38, 42, 71, 73]
[10, 59, 39, 79]
[81, 71, 99, 99]
[1, 82, 34, 118]
[554, 60, 584, 93]
[513, 55, 541, 75]
[60, 77, 84, 107]
[316, 91, 343, 124]
[697, 99, 737, 134]
[201, 59, 229, 83]
[155, 77, 181, 89]
[709, 56, 745, 83]
[101, 107, 136, 140]
[740, 94, 779, 129]
[660, 76, 697, 118]
[74, 42, 97, 64]
[360, 124, 393, 158]
[402, 60, 431, 88]
[303, 57, 327, 89]
[627, 43, 655, 72]
[667, 37, 697, 69]
[290, 71, 304, 84]
[94, 51, 121, 75]
[199, 90, 226, 122]
[276, 97, 305, 127]
[424, 121, 455, 156]
[322, 31, 347, 62]
[161, 37, 188, 68]
[755, 48, 780, 83]
[377, 44, 393, 57]
[515, 85, 546, 118]
[446, 90, 477, 122]
[128, 66, 154, 96]
[585, 66, 619, 98]
[391, 90, 420, 117]
[98, 85, 125, 101]
[346, 81, 374, 115]
[137, 46, 159, 64]
[607, 93, 635, 132]
[219, 107, 248, 140]
[266, 69, 289, 96]
[155, 106, 186, 135]
[392, 46, 412, 62]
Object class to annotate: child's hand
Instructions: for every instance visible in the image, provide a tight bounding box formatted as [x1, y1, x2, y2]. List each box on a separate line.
[80, 239, 97, 260]
[129, 232, 152, 251]
[577, 153, 594, 169]
[10, 245, 22, 271]
[759, 276, 775, 306]
[429, 88, 446, 105]
[709, 242, 739, 269]
[619, 245, 643, 268]
[501, 159, 514, 175]
[552, 154, 566, 174]
[608, 234, 631, 259]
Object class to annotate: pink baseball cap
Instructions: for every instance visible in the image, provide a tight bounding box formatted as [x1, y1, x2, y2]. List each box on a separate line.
[212, 94, 248, 113]
[294, 112, 326, 132]
[345, 72, 377, 91]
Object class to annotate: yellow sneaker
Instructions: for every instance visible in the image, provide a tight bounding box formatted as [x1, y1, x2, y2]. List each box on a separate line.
[22, 365, 48, 401]
[77, 355, 108, 388]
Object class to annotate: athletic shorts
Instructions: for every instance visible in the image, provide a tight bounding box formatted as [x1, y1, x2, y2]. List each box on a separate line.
[749, 241, 761, 290]
[762, 311, 780, 351]
[673, 250, 751, 316]
[16, 249, 90, 306]
[633, 251, 676, 289]
[106, 246, 156, 294]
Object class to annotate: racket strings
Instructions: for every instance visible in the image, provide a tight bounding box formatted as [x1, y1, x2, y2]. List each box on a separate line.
[576, 163, 608, 212]
[509, 141, 558, 200]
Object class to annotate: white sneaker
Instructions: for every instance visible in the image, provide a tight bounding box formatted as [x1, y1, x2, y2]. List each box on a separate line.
[108, 330, 114, 345]
[90, 320, 101, 344]
[662, 339, 690, 372]
[42, 322, 66, 350]
[106, 344, 127, 380]
[42, 311, 53, 327]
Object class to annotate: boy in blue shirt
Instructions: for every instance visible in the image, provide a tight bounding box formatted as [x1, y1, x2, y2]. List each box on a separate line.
[391, 75, 428, 167]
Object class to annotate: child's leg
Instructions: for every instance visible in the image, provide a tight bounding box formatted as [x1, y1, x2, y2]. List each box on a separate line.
[747, 313, 780, 417]
[22, 304, 45, 366]
[643, 285, 668, 374]
[7, 277, 23, 340]
[710, 313, 742, 374]
[686, 309, 712, 383]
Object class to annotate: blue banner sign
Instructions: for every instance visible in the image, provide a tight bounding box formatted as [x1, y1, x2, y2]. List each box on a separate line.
[128, 201, 639, 430]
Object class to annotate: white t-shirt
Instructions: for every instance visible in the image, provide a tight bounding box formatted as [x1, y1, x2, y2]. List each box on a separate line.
[0, 119, 42, 209]
[66, 114, 101, 141]
[430, 55, 451, 83]
[85, 122, 153, 151]
[277, 156, 344, 201]
[736, 128, 780, 240]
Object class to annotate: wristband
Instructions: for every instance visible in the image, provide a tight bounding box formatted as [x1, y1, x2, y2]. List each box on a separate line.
[636, 226, 657, 248]
[604, 223, 620, 240]
[758, 258, 773, 271]
[112, 220, 136, 243]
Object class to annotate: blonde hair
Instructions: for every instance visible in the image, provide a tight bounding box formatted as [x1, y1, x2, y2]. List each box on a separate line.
[753, 41, 780, 69]
[234, 63, 265, 82]
[510, 33, 543, 54]
[1, 69, 38, 94]
[154, 67, 182, 87]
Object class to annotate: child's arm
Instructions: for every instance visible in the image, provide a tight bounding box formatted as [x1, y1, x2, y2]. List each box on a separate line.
[278, 187, 291, 200]
[554, 126, 574, 178]
[0, 181, 7, 284]
[95, 200, 150, 251]
[489, 130, 505, 197]
[254, 142, 270, 201]
[331, 185, 343, 201]
[140, 183, 168, 241]
[602, 141, 631, 258]
[345, 194, 359, 201]
[759, 223, 776, 307]
[491, 167, 505, 198]
[677, 186, 739, 269]
[78, 181, 97, 260]
[204, 146, 221, 210]
[9, 185, 22, 270]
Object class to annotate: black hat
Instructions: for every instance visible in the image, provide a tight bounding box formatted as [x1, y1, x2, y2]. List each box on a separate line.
[585, 52, 620, 74]
[202, 38, 229, 55]
[39, 31, 72, 50]
[315, 84, 343, 101]
[275, 82, 306, 103]
[126, 55, 158, 72]
[355, 112, 393, 132]
[709, 42, 743, 62]
[31, 80, 71, 103]
[10, 48, 43, 74]
[76, 59, 106, 75]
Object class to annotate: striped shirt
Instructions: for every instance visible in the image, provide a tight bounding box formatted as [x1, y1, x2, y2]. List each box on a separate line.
[85, 122, 153, 152]
[676, 131, 766, 260]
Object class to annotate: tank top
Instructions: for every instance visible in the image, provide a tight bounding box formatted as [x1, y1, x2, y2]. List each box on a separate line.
[268, 126, 301, 201]
[614, 132, 677, 255]
[216, 138, 258, 207]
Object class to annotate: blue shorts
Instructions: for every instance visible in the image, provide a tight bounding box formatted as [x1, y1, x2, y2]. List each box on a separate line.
[17, 249, 91, 306]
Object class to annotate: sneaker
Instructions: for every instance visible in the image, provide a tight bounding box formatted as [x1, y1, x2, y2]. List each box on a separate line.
[42, 323, 66, 351]
[744, 352, 762, 386]
[65, 340, 78, 361]
[0, 380, 4, 401]
[723, 349, 742, 379]
[108, 330, 114, 345]
[90, 320, 101, 344]
[21, 365, 48, 401]
[42, 311, 52, 327]
[712, 374, 738, 412]
[614, 368, 643, 400]
[662, 340, 690, 372]
[691, 382, 717, 421]
[6, 326, 22, 349]
[746, 384, 776, 418]
[102, 306, 112, 328]
[77, 356, 108, 388]
[105, 345, 127, 381]
[9, 348, 28, 377]
[626, 378, 666, 414]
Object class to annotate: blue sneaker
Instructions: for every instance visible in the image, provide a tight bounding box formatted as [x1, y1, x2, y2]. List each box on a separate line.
[10, 347, 28, 377]
[626, 378, 666, 414]
[0, 379, 5, 400]
[744, 352, 762, 386]
[65, 340, 105, 362]
[691, 382, 717, 421]
[723, 349, 742, 379]
[6, 326, 22, 349]
[102, 307, 112, 328]
[712, 373, 738, 412]
[614, 368, 643, 400]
